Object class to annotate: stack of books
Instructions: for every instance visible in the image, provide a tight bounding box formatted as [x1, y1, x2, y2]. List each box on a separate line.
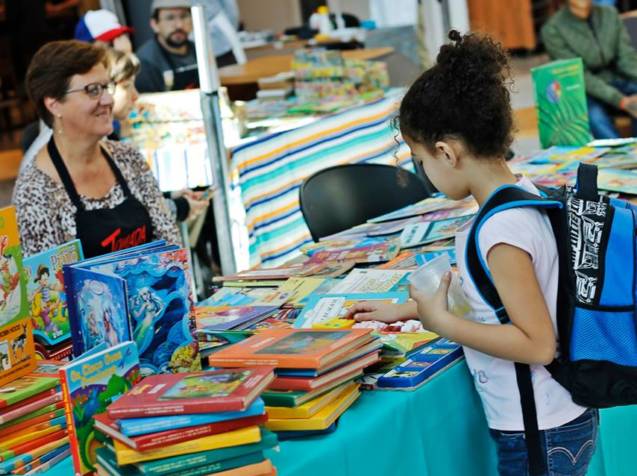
[94, 368, 279, 476]
[208, 328, 380, 438]
[0, 360, 70, 474]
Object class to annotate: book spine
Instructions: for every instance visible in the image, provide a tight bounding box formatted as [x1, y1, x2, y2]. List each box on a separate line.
[0, 386, 58, 412]
[62, 266, 83, 358]
[108, 398, 240, 419]
[59, 369, 82, 476]
[0, 393, 62, 425]
[135, 414, 266, 451]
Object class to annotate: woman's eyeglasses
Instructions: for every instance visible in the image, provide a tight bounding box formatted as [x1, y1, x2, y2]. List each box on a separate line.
[66, 82, 116, 99]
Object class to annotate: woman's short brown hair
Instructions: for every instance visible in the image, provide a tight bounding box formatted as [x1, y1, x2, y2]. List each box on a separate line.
[26, 40, 108, 128]
[105, 48, 141, 84]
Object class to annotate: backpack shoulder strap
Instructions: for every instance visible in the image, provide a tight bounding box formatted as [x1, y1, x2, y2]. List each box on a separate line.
[465, 185, 562, 323]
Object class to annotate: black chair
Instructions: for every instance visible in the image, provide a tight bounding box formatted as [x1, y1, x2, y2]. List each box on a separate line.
[299, 163, 433, 242]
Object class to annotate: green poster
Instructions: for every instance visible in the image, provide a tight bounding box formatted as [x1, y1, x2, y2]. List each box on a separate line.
[531, 58, 592, 148]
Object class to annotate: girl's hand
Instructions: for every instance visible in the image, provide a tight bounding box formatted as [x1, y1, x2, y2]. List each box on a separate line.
[346, 301, 409, 323]
[409, 271, 452, 333]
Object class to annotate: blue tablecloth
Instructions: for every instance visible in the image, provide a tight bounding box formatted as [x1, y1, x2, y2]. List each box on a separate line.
[42, 361, 637, 476]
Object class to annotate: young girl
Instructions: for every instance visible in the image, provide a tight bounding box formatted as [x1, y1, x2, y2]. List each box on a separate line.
[348, 31, 598, 476]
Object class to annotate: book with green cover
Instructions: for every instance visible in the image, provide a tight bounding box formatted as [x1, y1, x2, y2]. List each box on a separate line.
[96, 446, 265, 476]
[531, 58, 592, 148]
[0, 374, 58, 408]
[131, 429, 277, 475]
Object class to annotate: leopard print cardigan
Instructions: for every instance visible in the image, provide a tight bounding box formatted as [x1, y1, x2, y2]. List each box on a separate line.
[12, 140, 181, 257]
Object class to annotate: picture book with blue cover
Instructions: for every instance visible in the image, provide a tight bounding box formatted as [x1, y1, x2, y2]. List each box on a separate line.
[60, 340, 141, 476]
[66, 242, 199, 376]
[65, 267, 130, 357]
[23, 240, 83, 348]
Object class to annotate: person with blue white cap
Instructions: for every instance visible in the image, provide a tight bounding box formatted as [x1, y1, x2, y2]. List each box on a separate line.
[74, 9, 133, 53]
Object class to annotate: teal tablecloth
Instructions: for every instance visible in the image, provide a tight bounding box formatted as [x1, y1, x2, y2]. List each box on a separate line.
[41, 361, 637, 475]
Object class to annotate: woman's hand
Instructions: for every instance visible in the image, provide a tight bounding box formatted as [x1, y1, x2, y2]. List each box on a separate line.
[346, 301, 416, 323]
[408, 271, 453, 334]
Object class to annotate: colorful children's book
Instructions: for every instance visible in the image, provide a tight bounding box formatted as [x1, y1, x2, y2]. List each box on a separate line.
[268, 351, 379, 391]
[112, 425, 262, 465]
[0, 373, 58, 408]
[94, 412, 267, 452]
[11, 443, 70, 475]
[194, 306, 278, 331]
[128, 428, 277, 476]
[329, 269, 409, 294]
[400, 215, 474, 249]
[0, 390, 62, 425]
[117, 398, 265, 437]
[293, 292, 408, 329]
[276, 422, 338, 440]
[60, 341, 141, 475]
[274, 277, 327, 308]
[198, 287, 286, 307]
[96, 445, 266, 476]
[367, 196, 459, 223]
[23, 240, 83, 348]
[596, 168, 637, 194]
[208, 328, 375, 370]
[65, 267, 130, 357]
[265, 381, 350, 419]
[265, 382, 360, 431]
[377, 338, 463, 390]
[108, 368, 275, 418]
[306, 241, 399, 265]
[0, 206, 36, 387]
[0, 436, 69, 474]
[531, 58, 592, 148]
[66, 244, 199, 375]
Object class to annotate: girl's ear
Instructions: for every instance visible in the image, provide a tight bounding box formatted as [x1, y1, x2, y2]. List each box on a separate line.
[434, 141, 459, 168]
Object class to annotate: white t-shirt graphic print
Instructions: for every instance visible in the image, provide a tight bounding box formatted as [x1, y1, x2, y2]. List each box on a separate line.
[454, 177, 586, 431]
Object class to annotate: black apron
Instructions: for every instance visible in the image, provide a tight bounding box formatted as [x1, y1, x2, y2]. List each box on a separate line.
[47, 138, 154, 258]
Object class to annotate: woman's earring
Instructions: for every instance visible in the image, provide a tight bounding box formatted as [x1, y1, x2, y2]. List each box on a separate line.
[56, 115, 63, 135]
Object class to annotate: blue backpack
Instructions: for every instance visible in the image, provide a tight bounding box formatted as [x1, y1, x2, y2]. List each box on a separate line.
[466, 163, 637, 476]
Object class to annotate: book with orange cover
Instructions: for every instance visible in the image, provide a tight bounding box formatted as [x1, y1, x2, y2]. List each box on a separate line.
[208, 328, 374, 370]
[214, 459, 275, 476]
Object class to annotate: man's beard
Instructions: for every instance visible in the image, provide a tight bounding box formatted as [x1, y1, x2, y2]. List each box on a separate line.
[165, 30, 188, 48]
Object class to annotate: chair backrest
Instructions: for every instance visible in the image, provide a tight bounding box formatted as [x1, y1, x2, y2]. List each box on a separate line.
[299, 163, 433, 242]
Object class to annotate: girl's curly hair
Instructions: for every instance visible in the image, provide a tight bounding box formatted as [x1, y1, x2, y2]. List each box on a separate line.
[399, 30, 514, 158]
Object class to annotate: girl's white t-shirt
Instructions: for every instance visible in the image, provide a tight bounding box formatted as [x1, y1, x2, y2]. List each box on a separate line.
[454, 176, 586, 431]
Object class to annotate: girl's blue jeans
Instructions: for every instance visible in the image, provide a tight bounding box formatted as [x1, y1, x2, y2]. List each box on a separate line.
[489, 408, 599, 476]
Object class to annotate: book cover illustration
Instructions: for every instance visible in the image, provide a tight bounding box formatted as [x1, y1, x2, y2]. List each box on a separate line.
[198, 286, 287, 307]
[293, 292, 408, 329]
[306, 241, 399, 265]
[330, 269, 409, 294]
[60, 341, 140, 476]
[0, 207, 28, 327]
[89, 248, 199, 375]
[596, 168, 637, 194]
[531, 58, 592, 148]
[367, 196, 459, 223]
[400, 214, 474, 249]
[108, 368, 274, 419]
[23, 240, 83, 348]
[66, 267, 130, 357]
[300, 237, 386, 256]
[194, 306, 278, 331]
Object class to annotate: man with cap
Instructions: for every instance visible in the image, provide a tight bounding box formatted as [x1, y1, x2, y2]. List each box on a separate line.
[74, 9, 134, 53]
[135, 0, 199, 93]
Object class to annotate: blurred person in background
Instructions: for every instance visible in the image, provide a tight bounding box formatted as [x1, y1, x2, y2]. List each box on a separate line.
[135, 0, 199, 93]
[542, 0, 637, 138]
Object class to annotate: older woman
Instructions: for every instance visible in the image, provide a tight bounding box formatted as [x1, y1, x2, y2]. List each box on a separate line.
[13, 40, 180, 257]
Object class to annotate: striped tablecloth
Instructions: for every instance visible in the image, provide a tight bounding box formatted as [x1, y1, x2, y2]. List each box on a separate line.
[229, 90, 412, 269]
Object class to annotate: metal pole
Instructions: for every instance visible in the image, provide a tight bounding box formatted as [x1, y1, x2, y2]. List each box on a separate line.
[191, 5, 237, 275]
